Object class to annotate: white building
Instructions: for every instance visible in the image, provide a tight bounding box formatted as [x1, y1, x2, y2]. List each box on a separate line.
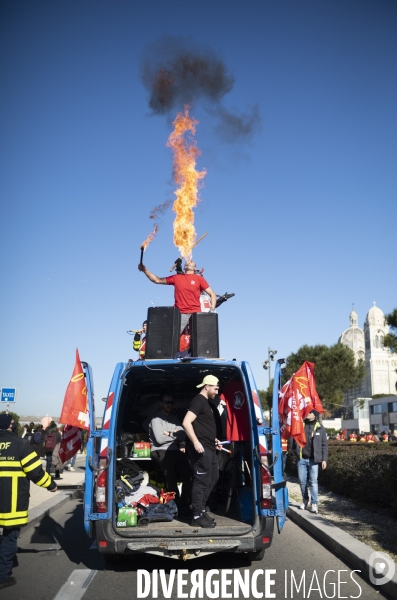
[339, 303, 397, 398]
[369, 396, 397, 435]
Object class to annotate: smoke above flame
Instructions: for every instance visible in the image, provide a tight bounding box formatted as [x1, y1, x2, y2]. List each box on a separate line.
[166, 106, 206, 258]
[139, 37, 260, 256]
[140, 36, 260, 142]
[140, 199, 172, 251]
[149, 200, 173, 221]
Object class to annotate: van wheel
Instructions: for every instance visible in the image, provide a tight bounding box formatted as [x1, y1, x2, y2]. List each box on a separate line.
[103, 553, 123, 564]
[248, 548, 265, 562]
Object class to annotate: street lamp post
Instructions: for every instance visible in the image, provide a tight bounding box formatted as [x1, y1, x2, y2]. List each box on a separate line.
[263, 347, 277, 387]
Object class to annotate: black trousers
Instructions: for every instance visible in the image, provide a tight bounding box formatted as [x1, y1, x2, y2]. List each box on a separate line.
[152, 449, 192, 507]
[0, 527, 19, 582]
[187, 447, 219, 517]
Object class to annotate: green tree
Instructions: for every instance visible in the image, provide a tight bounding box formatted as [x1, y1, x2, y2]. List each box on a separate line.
[0, 411, 21, 434]
[282, 343, 365, 412]
[258, 379, 274, 412]
[384, 308, 397, 354]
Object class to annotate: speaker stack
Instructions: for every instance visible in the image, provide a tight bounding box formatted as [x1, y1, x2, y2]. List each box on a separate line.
[191, 312, 220, 358]
[145, 307, 181, 359]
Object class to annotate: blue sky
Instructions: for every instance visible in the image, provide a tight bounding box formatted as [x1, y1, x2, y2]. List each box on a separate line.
[1, 0, 396, 419]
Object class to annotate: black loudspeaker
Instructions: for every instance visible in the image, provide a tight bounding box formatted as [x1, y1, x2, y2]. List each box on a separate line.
[191, 312, 219, 358]
[145, 307, 181, 359]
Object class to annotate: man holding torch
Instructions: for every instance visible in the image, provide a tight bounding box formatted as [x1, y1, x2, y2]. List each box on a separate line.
[138, 260, 217, 332]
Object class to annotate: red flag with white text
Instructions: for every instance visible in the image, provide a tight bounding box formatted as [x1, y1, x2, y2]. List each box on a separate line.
[59, 425, 82, 463]
[279, 362, 324, 447]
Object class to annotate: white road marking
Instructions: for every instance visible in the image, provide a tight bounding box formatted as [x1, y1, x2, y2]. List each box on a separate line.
[53, 569, 97, 600]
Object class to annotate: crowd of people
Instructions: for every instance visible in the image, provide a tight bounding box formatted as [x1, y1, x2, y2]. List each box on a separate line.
[18, 419, 86, 477]
[330, 430, 397, 442]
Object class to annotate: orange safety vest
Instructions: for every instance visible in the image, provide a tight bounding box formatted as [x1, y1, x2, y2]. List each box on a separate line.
[281, 439, 288, 452]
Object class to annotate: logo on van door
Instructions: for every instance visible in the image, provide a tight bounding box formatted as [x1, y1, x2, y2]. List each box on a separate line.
[233, 391, 245, 409]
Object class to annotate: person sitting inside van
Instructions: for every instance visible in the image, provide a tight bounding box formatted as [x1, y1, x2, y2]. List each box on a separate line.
[148, 395, 192, 517]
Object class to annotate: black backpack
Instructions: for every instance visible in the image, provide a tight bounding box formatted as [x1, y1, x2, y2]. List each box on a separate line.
[32, 431, 42, 445]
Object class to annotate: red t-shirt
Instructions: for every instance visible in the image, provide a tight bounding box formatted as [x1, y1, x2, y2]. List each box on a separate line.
[222, 381, 251, 442]
[165, 274, 209, 313]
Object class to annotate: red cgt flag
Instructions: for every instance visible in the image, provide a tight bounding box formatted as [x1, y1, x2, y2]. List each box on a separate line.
[59, 349, 89, 463]
[279, 362, 324, 448]
[59, 349, 90, 430]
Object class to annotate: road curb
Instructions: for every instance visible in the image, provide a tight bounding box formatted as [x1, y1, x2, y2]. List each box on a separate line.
[287, 504, 397, 599]
[22, 489, 84, 535]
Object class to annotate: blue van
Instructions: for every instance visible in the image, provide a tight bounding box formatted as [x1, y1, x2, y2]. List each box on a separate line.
[83, 357, 288, 562]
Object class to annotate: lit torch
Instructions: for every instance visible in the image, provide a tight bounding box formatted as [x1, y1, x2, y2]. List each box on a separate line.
[140, 224, 158, 264]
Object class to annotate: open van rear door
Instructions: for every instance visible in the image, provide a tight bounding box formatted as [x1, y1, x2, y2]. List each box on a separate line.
[81, 362, 96, 537]
[83, 362, 124, 536]
[272, 360, 289, 532]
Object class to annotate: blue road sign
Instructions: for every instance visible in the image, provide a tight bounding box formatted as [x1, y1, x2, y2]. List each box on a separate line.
[1, 388, 17, 403]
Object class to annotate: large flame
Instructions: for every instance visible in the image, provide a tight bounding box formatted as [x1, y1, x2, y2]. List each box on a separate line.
[166, 106, 206, 258]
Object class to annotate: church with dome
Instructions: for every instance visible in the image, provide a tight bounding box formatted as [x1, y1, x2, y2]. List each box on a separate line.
[339, 302, 397, 399]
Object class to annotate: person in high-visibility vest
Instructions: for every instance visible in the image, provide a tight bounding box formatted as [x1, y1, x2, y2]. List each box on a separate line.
[133, 320, 147, 360]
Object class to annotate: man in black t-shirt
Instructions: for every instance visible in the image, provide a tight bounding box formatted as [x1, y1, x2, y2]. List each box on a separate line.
[183, 375, 222, 528]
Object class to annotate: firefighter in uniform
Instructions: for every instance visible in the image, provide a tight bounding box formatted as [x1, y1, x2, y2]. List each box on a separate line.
[0, 414, 57, 589]
[133, 320, 147, 360]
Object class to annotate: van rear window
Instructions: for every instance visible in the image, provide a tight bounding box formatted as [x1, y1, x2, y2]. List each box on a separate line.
[117, 362, 247, 437]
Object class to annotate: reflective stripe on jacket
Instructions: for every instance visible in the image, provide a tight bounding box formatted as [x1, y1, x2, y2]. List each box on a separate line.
[0, 430, 55, 527]
[133, 334, 146, 358]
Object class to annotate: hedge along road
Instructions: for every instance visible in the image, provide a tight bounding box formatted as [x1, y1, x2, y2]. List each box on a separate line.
[1, 496, 391, 600]
[318, 441, 397, 509]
